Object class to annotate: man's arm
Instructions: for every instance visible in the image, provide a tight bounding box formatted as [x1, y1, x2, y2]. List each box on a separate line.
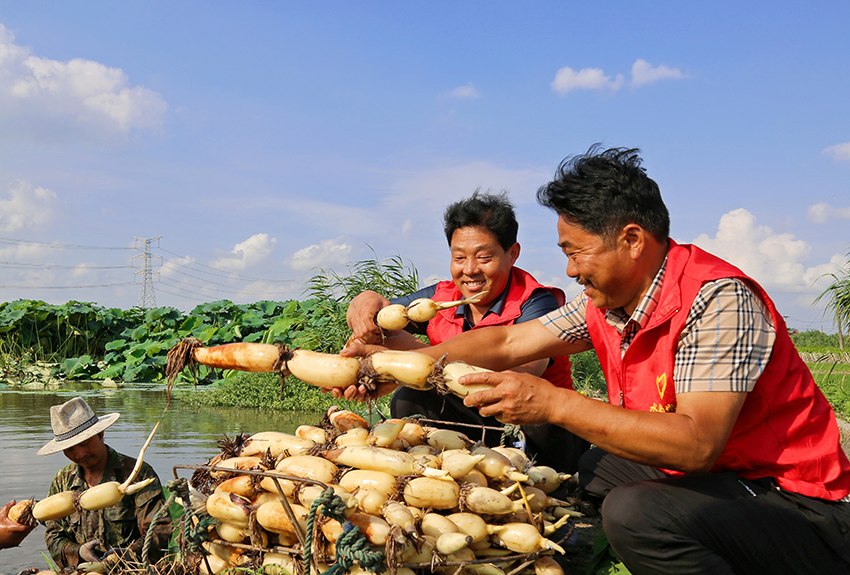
[338, 318, 587, 401]
[341, 318, 586, 369]
[431, 318, 587, 368]
[507, 289, 566, 377]
[462, 369, 746, 473]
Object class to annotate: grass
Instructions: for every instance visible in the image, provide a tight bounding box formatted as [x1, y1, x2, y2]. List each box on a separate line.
[177, 371, 391, 415]
[570, 350, 607, 399]
[810, 366, 850, 422]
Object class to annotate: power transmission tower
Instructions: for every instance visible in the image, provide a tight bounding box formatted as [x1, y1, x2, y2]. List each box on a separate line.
[133, 236, 162, 308]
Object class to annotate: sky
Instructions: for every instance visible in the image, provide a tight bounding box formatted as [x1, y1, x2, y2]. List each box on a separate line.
[0, 1, 848, 333]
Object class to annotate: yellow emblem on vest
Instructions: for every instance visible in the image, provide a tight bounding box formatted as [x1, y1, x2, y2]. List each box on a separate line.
[656, 373, 667, 399]
[650, 372, 676, 412]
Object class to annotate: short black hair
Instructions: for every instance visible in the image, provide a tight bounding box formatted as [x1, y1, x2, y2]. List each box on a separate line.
[536, 145, 670, 244]
[443, 190, 519, 251]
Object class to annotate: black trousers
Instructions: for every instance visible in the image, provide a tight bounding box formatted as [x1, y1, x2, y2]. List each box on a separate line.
[391, 386, 590, 474]
[579, 448, 850, 575]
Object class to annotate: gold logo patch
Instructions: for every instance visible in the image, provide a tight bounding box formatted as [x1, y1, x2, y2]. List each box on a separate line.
[656, 373, 667, 399]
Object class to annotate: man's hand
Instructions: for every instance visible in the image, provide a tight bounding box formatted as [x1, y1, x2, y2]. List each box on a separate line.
[340, 337, 404, 358]
[329, 380, 399, 402]
[346, 291, 391, 344]
[333, 336, 399, 401]
[0, 501, 35, 549]
[462, 370, 562, 425]
[79, 538, 104, 562]
[336, 336, 435, 402]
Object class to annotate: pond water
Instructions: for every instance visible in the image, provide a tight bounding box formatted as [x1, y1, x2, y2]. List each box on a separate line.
[0, 383, 322, 574]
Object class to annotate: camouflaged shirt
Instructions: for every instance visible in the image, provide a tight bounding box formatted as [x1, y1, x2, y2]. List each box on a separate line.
[44, 445, 173, 568]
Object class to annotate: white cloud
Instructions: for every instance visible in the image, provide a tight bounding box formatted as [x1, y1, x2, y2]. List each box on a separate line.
[802, 253, 848, 291]
[210, 233, 277, 271]
[0, 242, 53, 260]
[448, 83, 480, 99]
[0, 23, 167, 138]
[159, 255, 196, 280]
[551, 66, 624, 94]
[807, 201, 850, 223]
[688, 208, 834, 292]
[551, 59, 684, 95]
[630, 59, 684, 88]
[71, 263, 99, 279]
[0, 180, 61, 232]
[290, 239, 352, 271]
[401, 219, 414, 239]
[822, 142, 850, 162]
[421, 273, 444, 287]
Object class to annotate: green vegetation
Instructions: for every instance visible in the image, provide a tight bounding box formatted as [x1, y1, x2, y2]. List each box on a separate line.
[810, 368, 850, 421]
[178, 371, 392, 414]
[0, 298, 297, 384]
[586, 530, 632, 575]
[814, 245, 850, 350]
[791, 329, 844, 349]
[571, 350, 606, 399]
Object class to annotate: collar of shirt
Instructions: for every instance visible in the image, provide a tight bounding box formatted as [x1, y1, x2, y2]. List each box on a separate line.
[455, 272, 513, 326]
[605, 256, 668, 347]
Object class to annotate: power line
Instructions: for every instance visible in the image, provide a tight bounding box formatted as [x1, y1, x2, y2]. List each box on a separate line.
[0, 282, 137, 289]
[156, 247, 295, 283]
[152, 285, 211, 303]
[158, 275, 293, 296]
[0, 235, 299, 303]
[159, 262, 295, 294]
[0, 237, 134, 250]
[0, 261, 134, 270]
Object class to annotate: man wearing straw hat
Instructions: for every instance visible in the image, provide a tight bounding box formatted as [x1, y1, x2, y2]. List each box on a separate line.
[38, 397, 172, 569]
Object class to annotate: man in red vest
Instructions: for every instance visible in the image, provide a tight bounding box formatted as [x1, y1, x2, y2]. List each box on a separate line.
[342, 147, 850, 574]
[345, 191, 589, 473]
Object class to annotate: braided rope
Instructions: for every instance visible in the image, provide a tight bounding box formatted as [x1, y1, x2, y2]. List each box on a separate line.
[142, 477, 189, 571]
[303, 486, 385, 575]
[500, 423, 524, 447]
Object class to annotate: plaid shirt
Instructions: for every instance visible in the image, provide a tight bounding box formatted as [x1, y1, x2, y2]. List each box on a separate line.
[541, 257, 776, 394]
[44, 445, 172, 569]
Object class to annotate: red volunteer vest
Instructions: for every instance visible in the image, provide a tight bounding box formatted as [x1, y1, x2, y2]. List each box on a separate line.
[427, 267, 574, 390]
[587, 241, 850, 499]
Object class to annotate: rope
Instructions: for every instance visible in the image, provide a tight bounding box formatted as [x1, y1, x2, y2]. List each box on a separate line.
[142, 477, 189, 572]
[500, 423, 524, 448]
[303, 486, 385, 575]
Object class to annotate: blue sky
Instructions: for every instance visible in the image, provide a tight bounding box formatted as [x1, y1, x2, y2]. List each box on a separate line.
[0, 1, 848, 332]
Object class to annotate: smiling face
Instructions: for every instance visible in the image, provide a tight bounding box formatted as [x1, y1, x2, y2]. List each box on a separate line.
[449, 225, 519, 310]
[557, 215, 647, 314]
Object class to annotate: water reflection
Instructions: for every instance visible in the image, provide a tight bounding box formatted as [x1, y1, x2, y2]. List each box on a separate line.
[0, 383, 321, 574]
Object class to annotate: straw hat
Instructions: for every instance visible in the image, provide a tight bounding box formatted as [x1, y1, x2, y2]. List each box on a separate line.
[37, 397, 120, 456]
